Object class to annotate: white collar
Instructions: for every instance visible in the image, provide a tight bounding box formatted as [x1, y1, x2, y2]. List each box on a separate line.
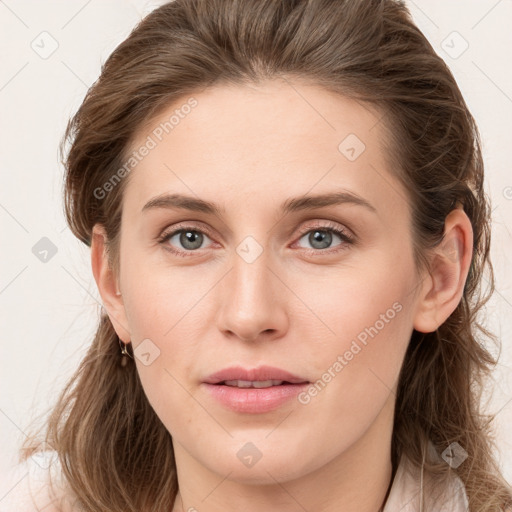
[383, 456, 469, 511]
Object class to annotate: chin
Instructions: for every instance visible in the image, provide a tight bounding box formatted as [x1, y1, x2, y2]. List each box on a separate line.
[212, 456, 313, 485]
[192, 434, 327, 485]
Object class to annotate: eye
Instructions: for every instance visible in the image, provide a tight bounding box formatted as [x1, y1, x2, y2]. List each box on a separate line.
[294, 222, 354, 254]
[158, 225, 214, 257]
[158, 221, 354, 258]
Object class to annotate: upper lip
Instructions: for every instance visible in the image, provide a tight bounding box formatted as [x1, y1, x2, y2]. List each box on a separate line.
[203, 365, 309, 384]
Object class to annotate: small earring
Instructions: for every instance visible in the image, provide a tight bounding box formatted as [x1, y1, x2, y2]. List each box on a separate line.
[119, 339, 134, 367]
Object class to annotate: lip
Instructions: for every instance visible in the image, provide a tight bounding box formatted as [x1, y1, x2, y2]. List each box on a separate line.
[203, 365, 308, 385]
[202, 365, 310, 414]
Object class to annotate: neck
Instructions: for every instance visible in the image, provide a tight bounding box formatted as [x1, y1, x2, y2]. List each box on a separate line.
[172, 394, 395, 512]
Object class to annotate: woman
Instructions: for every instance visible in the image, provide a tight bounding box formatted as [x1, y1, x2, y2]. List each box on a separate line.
[5, 0, 512, 510]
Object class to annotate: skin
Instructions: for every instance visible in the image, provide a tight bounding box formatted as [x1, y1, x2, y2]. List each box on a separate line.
[91, 79, 473, 512]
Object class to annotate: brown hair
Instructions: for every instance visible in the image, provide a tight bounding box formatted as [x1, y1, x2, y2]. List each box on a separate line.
[21, 0, 512, 510]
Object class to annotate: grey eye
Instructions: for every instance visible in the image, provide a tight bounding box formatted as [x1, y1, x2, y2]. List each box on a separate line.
[297, 229, 342, 250]
[170, 230, 208, 250]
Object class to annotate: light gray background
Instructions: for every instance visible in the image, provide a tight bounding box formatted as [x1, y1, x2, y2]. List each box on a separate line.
[1, 0, 511, 490]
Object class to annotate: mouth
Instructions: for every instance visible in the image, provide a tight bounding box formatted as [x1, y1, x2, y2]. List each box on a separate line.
[203, 365, 309, 385]
[220, 379, 304, 388]
[202, 366, 310, 413]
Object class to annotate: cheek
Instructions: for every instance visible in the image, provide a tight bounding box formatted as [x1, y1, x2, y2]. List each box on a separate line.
[293, 254, 413, 355]
[294, 253, 416, 409]
[292, 287, 414, 456]
[118, 252, 216, 421]
[119, 247, 208, 340]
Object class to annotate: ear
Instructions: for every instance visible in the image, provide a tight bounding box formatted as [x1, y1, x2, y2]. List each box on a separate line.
[413, 206, 474, 333]
[91, 223, 131, 343]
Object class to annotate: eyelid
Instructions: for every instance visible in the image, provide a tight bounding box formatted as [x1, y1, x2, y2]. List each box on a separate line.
[158, 221, 215, 241]
[295, 220, 353, 239]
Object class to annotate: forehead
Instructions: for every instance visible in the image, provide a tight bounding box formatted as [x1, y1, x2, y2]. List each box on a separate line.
[123, 79, 405, 218]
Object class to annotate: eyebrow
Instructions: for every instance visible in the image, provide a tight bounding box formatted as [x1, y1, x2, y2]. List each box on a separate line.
[141, 190, 377, 216]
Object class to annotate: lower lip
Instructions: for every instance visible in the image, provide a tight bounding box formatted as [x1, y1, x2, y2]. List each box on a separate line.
[202, 383, 309, 413]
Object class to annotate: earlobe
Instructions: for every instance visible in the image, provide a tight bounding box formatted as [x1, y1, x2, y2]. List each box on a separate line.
[90, 224, 131, 343]
[413, 208, 474, 333]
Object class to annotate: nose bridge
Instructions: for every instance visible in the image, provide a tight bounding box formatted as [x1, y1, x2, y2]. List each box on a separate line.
[232, 239, 271, 301]
[216, 236, 287, 341]
[230, 238, 275, 314]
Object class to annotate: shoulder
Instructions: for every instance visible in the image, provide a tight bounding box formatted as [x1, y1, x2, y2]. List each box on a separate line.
[0, 451, 79, 512]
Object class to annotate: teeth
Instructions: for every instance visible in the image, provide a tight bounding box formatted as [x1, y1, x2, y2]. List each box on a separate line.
[223, 379, 284, 388]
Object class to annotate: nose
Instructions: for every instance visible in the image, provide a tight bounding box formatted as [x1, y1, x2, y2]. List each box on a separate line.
[216, 247, 289, 343]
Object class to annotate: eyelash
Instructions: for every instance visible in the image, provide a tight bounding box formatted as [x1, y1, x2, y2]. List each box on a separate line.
[157, 221, 355, 258]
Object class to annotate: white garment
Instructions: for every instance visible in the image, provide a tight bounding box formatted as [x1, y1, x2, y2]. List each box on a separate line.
[1, 451, 469, 511]
[383, 456, 469, 511]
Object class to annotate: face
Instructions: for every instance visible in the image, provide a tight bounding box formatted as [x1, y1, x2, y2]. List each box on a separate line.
[102, 79, 428, 484]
